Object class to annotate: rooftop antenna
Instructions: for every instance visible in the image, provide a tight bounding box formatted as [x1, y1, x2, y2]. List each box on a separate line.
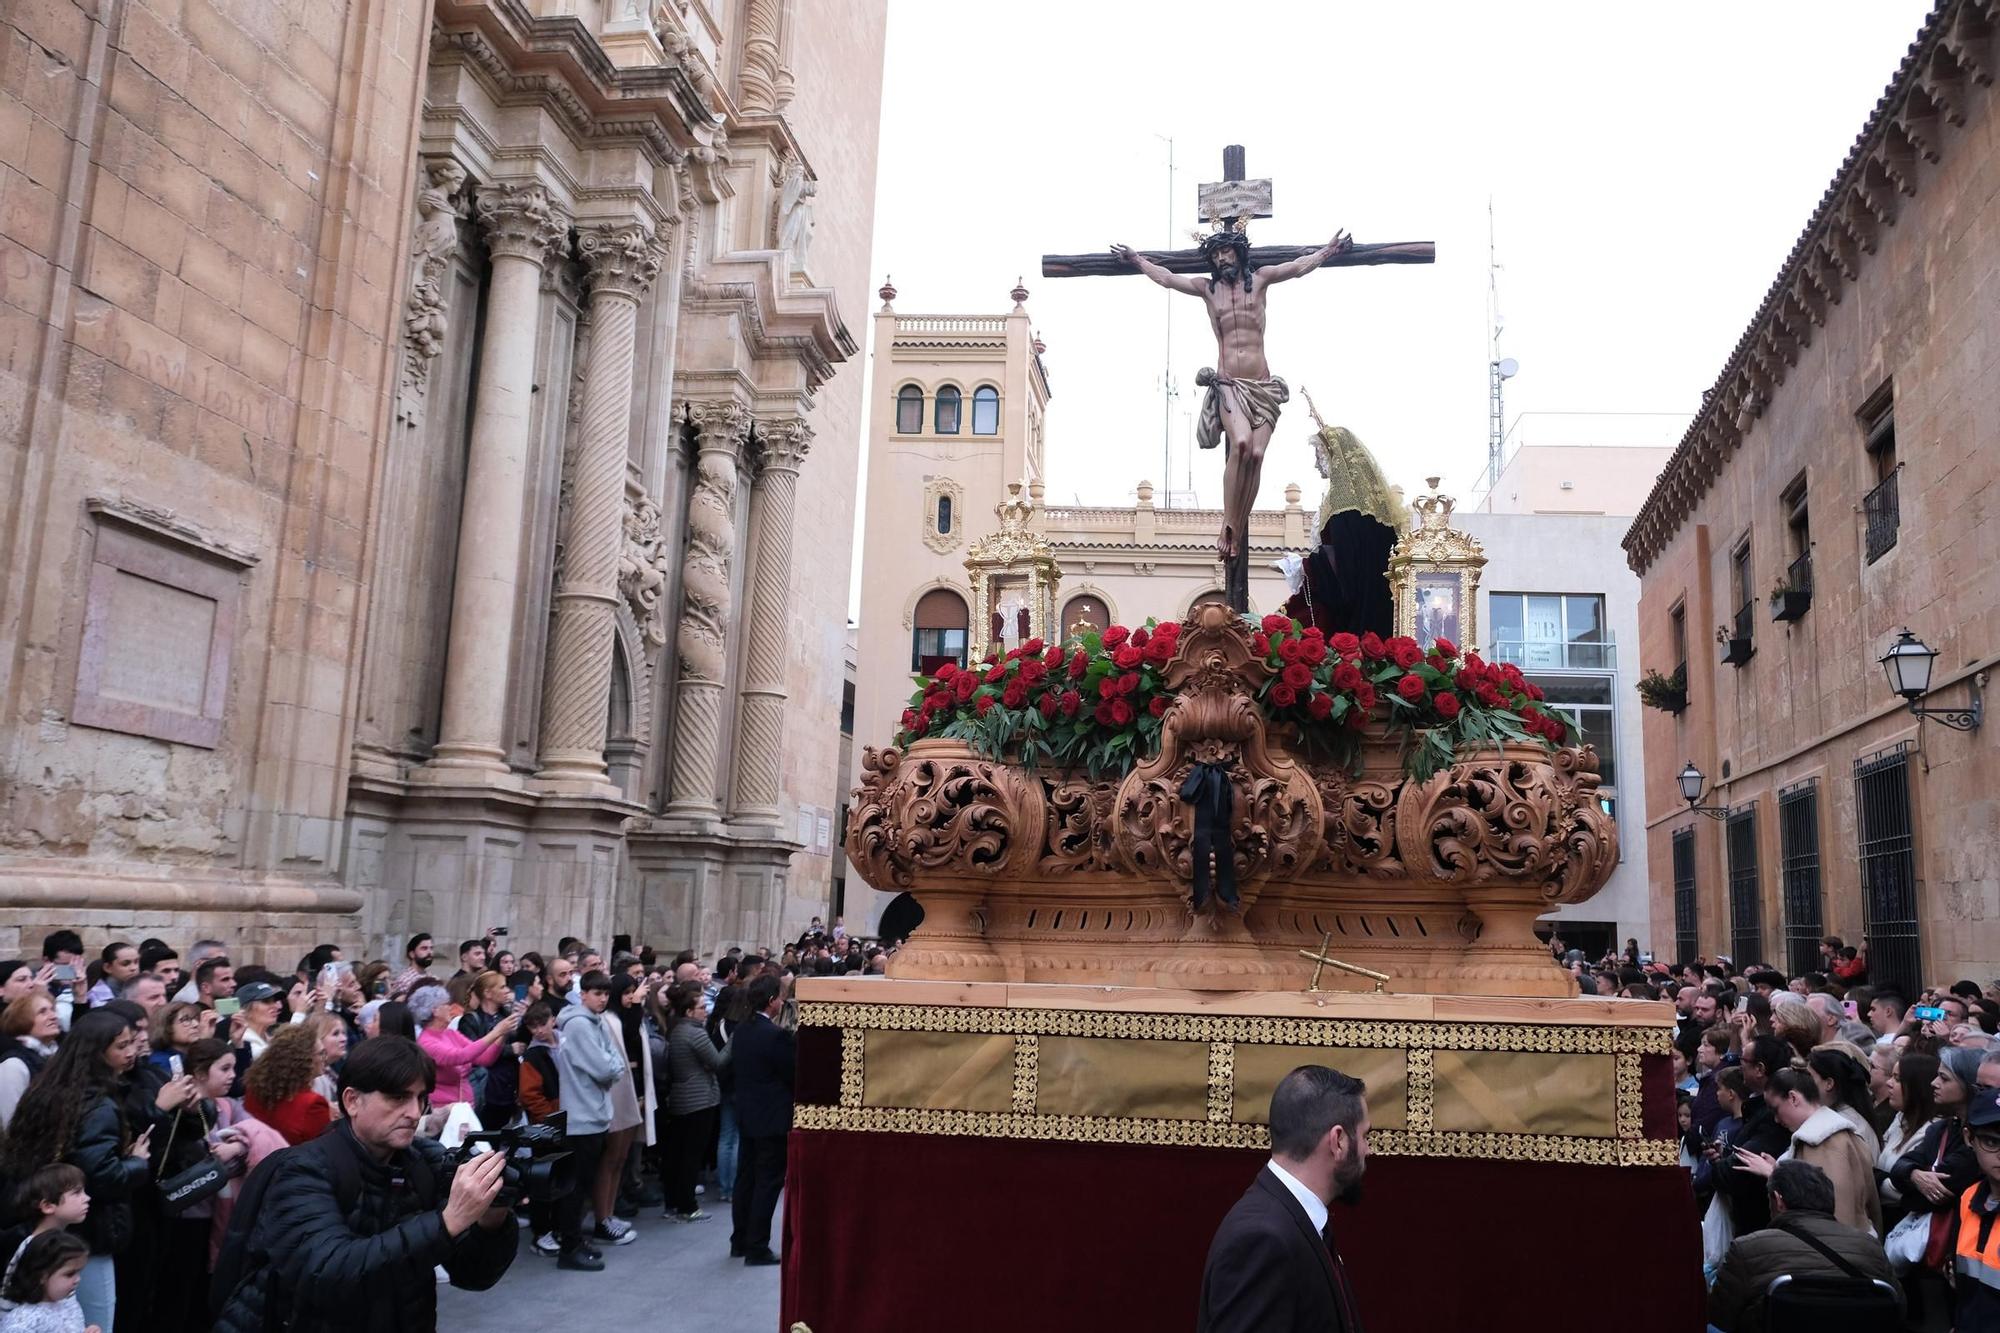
[1487, 198, 1518, 497]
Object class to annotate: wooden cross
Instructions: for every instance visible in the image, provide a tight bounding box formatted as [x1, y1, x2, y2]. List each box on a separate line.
[1041, 144, 1435, 279]
[1298, 931, 1391, 993]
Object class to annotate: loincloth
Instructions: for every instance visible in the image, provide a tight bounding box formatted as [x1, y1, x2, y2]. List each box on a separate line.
[1195, 370, 1288, 452]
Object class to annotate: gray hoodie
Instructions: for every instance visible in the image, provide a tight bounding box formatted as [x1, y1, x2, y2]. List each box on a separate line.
[554, 1002, 625, 1135]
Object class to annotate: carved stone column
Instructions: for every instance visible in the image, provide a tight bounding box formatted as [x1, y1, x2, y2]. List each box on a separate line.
[665, 400, 751, 816]
[425, 182, 570, 776]
[739, 0, 784, 113]
[535, 223, 663, 786]
[729, 418, 812, 822]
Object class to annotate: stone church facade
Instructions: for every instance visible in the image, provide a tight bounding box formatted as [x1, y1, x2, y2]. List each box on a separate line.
[0, 0, 886, 962]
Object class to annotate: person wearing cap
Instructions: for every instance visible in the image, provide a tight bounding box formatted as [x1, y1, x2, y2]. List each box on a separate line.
[232, 980, 286, 1065]
[1955, 1087, 2000, 1332]
[1706, 1159, 1900, 1333]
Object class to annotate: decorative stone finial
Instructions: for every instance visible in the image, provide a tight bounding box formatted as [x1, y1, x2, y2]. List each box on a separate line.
[1283, 482, 1302, 506]
[1032, 333, 1046, 356]
[1136, 480, 1155, 504]
[878, 274, 896, 308]
[1027, 479, 1046, 502]
[1010, 276, 1029, 309]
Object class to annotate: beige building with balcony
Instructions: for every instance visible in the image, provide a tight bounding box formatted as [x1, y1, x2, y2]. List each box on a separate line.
[1625, 0, 2000, 993]
[0, 0, 887, 963]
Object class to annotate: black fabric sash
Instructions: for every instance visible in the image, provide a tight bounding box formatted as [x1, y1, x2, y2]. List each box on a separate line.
[1180, 760, 1238, 910]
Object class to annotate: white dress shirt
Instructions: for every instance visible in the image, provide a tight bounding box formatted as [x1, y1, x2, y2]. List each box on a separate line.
[1266, 1158, 1328, 1235]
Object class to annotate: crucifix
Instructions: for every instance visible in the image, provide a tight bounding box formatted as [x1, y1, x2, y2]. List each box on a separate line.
[1042, 145, 1434, 612]
[1298, 931, 1392, 993]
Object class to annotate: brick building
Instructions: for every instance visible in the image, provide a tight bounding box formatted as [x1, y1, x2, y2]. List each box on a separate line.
[0, 0, 887, 963]
[1624, 0, 1999, 995]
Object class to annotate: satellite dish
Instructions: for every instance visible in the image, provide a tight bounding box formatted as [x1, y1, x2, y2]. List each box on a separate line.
[1496, 357, 1519, 379]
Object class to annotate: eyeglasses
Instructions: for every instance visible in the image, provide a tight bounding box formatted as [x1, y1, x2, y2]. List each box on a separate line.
[1973, 1131, 2000, 1153]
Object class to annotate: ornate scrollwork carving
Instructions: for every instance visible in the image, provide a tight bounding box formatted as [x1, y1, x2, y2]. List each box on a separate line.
[1039, 778, 1120, 875]
[1395, 742, 1586, 887]
[845, 744, 1042, 889]
[618, 491, 669, 648]
[1111, 605, 1322, 910]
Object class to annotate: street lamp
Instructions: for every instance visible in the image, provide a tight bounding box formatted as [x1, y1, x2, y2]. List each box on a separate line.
[1676, 762, 1729, 821]
[1879, 628, 1983, 732]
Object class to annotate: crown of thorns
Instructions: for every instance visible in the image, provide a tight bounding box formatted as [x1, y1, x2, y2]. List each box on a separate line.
[1199, 230, 1251, 262]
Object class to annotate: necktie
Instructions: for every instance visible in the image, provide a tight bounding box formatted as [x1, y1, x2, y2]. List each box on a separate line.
[1322, 1224, 1363, 1331]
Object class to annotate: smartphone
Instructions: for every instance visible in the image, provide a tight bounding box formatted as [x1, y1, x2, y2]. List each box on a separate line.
[214, 997, 241, 1016]
[513, 983, 530, 1003]
[491, 926, 509, 937]
[1734, 995, 1749, 1013]
[168, 1053, 184, 1079]
[1914, 1005, 1947, 1022]
[51, 963, 76, 982]
[1842, 1000, 1859, 1020]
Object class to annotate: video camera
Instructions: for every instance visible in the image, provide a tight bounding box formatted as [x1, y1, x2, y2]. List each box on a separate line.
[451, 1112, 575, 1208]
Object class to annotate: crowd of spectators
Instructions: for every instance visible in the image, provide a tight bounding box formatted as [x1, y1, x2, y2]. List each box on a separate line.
[0, 915, 890, 1332]
[1550, 932, 2000, 1332]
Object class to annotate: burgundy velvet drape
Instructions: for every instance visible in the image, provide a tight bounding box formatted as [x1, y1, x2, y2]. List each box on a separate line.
[782, 1129, 1703, 1333]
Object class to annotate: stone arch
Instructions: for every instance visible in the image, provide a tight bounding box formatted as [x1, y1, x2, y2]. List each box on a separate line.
[1059, 584, 1118, 638]
[900, 576, 974, 631]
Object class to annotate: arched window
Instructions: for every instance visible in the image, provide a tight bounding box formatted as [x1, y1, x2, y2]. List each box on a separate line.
[911, 588, 969, 673]
[896, 385, 923, 434]
[1062, 595, 1107, 638]
[937, 495, 952, 534]
[971, 385, 999, 435]
[934, 385, 962, 435]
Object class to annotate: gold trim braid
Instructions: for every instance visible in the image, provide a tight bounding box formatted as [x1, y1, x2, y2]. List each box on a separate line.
[1405, 1046, 1436, 1134]
[799, 1001, 1671, 1056]
[1207, 1041, 1235, 1123]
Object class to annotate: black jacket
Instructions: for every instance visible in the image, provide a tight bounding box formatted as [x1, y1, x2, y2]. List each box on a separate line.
[1713, 1093, 1793, 1234]
[1890, 1116, 1981, 1213]
[729, 1011, 795, 1138]
[1197, 1166, 1361, 1333]
[212, 1119, 517, 1333]
[70, 1090, 150, 1256]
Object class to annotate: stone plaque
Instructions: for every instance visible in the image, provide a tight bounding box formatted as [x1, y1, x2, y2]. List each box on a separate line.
[72, 509, 253, 749]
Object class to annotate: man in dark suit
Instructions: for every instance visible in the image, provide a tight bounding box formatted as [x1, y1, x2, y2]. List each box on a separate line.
[728, 971, 795, 1266]
[1197, 1065, 1370, 1332]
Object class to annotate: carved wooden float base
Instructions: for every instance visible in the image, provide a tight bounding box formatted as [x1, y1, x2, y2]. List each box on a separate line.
[849, 608, 1617, 1000]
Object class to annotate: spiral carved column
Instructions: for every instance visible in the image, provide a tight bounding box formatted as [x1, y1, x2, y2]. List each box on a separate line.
[729, 419, 812, 822]
[427, 182, 570, 775]
[665, 401, 751, 816]
[738, 0, 784, 114]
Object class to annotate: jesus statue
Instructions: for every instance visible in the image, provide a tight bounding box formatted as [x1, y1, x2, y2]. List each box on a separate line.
[1110, 228, 1353, 562]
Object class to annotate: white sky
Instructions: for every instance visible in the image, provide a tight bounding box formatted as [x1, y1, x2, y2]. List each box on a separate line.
[851, 0, 1936, 611]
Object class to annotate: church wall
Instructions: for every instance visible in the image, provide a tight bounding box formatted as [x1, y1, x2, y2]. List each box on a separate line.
[0, 0, 426, 958]
[1634, 13, 2000, 980]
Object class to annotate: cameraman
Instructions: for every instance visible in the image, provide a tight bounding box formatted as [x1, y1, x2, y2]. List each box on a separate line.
[213, 1036, 518, 1332]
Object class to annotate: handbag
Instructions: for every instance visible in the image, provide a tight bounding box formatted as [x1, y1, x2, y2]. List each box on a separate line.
[1885, 1121, 1956, 1271]
[156, 1103, 230, 1216]
[1701, 1192, 1736, 1273]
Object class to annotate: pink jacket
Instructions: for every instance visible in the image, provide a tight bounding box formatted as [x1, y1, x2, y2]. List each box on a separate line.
[208, 1099, 289, 1267]
[418, 1026, 502, 1106]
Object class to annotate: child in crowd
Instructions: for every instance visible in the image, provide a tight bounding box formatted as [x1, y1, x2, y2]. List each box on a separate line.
[0, 1231, 95, 1333]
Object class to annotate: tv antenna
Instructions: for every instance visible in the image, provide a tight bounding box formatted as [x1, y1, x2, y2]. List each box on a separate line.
[1487, 198, 1517, 496]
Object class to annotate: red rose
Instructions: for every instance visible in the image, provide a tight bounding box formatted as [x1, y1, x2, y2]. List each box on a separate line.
[1005, 646, 1023, 661]
[935, 662, 959, 682]
[1261, 614, 1293, 634]
[1331, 632, 1360, 657]
[1094, 700, 1117, 725]
[1068, 651, 1088, 679]
[1271, 683, 1299, 708]
[1144, 636, 1174, 665]
[954, 672, 978, 701]
[1433, 691, 1462, 720]
[1307, 691, 1334, 720]
[1098, 677, 1118, 699]
[1039, 692, 1058, 719]
[1022, 637, 1044, 656]
[1525, 682, 1545, 702]
[1355, 682, 1377, 710]
[1119, 672, 1140, 696]
[1278, 637, 1304, 663]
[1332, 662, 1363, 691]
[984, 664, 1007, 684]
[1252, 632, 1270, 656]
[976, 695, 996, 716]
[1477, 684, 1504, 707]
[1303, 626, 1325, 643]
[1153, 621, 1180, 641]
[1462, 651, 1486, 672]
[1102, 625, 1130, 648]
[1282, 662, 1312, 689]
[1299, 639, 1327, 665]
[1002, 681, 1027, 708]
[1059, 689, 1081, 716]
[1114, 644, 1143, 670]
[1020, 659, 1048, 683]
[1046, 643, 1065, 667]
[1131, 627, 1150, 648]
[1389, 637, 1423, 670]
[1359, 632, 1386, 660]
[1346, 706, 1368, 730]
[1149, 696, 1167, 717]
[1432, 637, 1458, 660]
[900, 709, 917, 729]
[1521, 707, 1543, 729]
[1501, 662, 1526, 687]
[1110, 699, 1134, 725]
[908, 714, 928, 737]
[1396, 673, 1426, 701]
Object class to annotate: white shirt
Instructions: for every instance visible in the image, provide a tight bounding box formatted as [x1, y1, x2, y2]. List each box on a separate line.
[1266, 1158, 1328, 1235]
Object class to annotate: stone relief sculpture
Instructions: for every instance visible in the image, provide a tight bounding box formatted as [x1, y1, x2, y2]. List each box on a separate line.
[619, 491, 670, 648]
[778, 159, 816, 278]
[398, 157, 467, 424]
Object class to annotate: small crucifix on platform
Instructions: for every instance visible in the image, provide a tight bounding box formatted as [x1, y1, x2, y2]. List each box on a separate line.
[1299, 930, 1391, 994]
[1042, 145, 1434, 612]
